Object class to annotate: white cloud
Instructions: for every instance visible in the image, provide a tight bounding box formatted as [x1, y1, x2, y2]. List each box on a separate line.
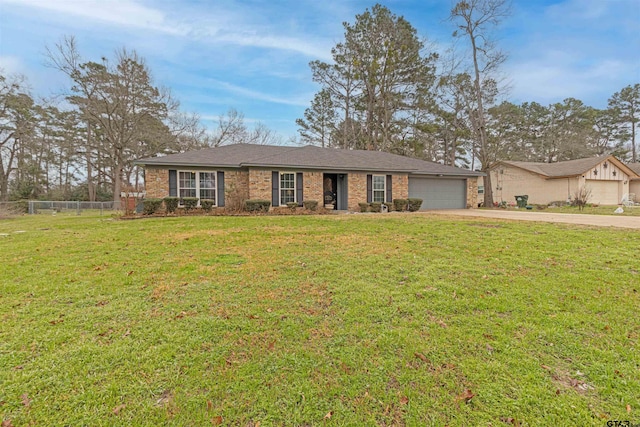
[212, 32, 332, 61]
[0, 0, 185, 35]
[208, 78, 310, 107]
[0, 0, 332, 59]
[0, 56, 25, 75]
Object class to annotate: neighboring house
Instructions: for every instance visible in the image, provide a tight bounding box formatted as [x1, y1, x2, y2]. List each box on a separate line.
[629, 163, 640, 200]
[135, 143, 483, 211]
[487, 155, 639, 206]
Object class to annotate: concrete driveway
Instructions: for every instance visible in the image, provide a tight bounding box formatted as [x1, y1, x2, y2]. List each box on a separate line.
[426, 209, 640, 229]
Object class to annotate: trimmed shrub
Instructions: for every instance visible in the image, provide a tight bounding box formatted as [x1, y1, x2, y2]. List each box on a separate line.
[407, 198, 423, 212]
[201, 199, 215, 212]
[393, 198, 408, 212]
[358, 202, 369, 213]
[182, 197, 199, 211]
[286, 202, 298, 211]
[303, 200, 318, 211]
[245, 199, 271, 213]
[143, 198, 163, 215]
[163, 197, 179, 214]
[369, 202, 382, 213]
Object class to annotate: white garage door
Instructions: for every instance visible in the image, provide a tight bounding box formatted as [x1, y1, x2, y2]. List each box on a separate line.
[585, 180, 619, 205]
[408, 177, 467, 210]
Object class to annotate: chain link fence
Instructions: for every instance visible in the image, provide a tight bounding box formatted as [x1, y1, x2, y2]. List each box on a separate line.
[24, 201, 116, 215]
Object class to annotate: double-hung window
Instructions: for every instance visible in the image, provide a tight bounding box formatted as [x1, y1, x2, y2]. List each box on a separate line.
[199, 172, 216, 203]
[280, 172, 296, 204]
[372, 175, 386, 203]
[178, 171, 216, 206]
[179, 171, 197, 200]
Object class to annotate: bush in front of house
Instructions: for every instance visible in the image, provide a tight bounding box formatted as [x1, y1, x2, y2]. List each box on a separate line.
[303, 200, 318, 211]
[407, 198, 423, 212]
[358, 202, 369, 212]
[245, 199, 271, 213]
[182, 197, 199, 211]
[143, 198, 163, 215]
[369, 202, 382, 213]
[286, 202, 298, 211]
[201, 199, 215, 212]
[163, 197, 179, 214]
[393, 198, 408, 212]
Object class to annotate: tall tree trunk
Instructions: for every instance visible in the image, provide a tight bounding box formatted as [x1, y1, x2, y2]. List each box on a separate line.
[113, 161, 123, 209]
[470, 34, 494, 207]
[0, 162, 7, 201]
[86, 122, 96, 201]
[632, 120, 637, 163]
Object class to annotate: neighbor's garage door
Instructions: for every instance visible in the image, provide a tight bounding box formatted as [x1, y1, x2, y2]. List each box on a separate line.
[408, 177, 467, 210]
[585, 180, 619, 205]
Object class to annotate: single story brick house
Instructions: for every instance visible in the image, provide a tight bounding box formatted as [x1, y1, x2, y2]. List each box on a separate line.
[135, 143, 483, 211]
[487, 155, 639, 206]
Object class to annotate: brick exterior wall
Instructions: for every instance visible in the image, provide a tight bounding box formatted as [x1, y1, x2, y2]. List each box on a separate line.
[248, 169, 273, 201]
[224, 170, 249, 209]
[144, 166, 449, 211]
[303, 171, 323, 204]
[248, 170, 324, 206]
[392, 174, 409, 201]
[347, 173, 367, 211]
[145, 167, 169, 198]
[467, 178, 478, 208]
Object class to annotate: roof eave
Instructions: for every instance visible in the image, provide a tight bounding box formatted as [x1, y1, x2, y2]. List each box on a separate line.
[239, 162, 416, 172]
[409, 171, 484, 177]
[134, 160, 241, 168]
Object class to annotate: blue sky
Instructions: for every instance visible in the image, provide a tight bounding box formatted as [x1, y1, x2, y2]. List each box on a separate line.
[1, 0, 638, 140]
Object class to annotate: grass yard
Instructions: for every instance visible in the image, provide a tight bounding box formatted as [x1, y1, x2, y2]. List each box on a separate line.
[1, 213, 638, 426]
[525, 205, 640, 216]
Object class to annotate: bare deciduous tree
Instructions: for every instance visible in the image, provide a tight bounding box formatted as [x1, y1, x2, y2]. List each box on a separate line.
[449, 0, 511, 207]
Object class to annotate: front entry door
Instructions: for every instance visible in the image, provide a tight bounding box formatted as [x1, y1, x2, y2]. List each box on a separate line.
[323, 174, 337, 209]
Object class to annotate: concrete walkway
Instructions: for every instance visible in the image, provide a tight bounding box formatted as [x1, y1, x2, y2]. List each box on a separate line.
[426, 209, 640, 229]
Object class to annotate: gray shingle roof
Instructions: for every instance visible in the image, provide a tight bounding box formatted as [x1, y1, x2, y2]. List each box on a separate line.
[628, 163, 640, 176]
[498, 155, 626, 178]
[136, 143, 482, 177]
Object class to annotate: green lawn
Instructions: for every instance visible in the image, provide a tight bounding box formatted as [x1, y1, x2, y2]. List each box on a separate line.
[1, 213, 638, 426]
[506, 205, 640, 216]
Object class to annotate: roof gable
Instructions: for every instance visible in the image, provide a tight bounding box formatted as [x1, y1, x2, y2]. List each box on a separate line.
[495, 155, 638, 178]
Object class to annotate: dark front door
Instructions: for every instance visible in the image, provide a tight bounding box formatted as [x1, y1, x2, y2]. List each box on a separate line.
[323, 174, 337, 209]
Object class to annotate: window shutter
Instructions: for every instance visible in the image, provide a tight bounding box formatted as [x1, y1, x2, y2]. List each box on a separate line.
[217, 171, 225, 207]
[386, 175, 393, 203]
[169, 170, 177, 197]
[271, 171, 279, 207]
[366, 174, 372, 203]
[296, 172, 304, 206]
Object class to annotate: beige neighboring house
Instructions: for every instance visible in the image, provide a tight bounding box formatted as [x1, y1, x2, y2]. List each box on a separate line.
[484, 155, 639, 206]
[629, 163, 640, 200]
